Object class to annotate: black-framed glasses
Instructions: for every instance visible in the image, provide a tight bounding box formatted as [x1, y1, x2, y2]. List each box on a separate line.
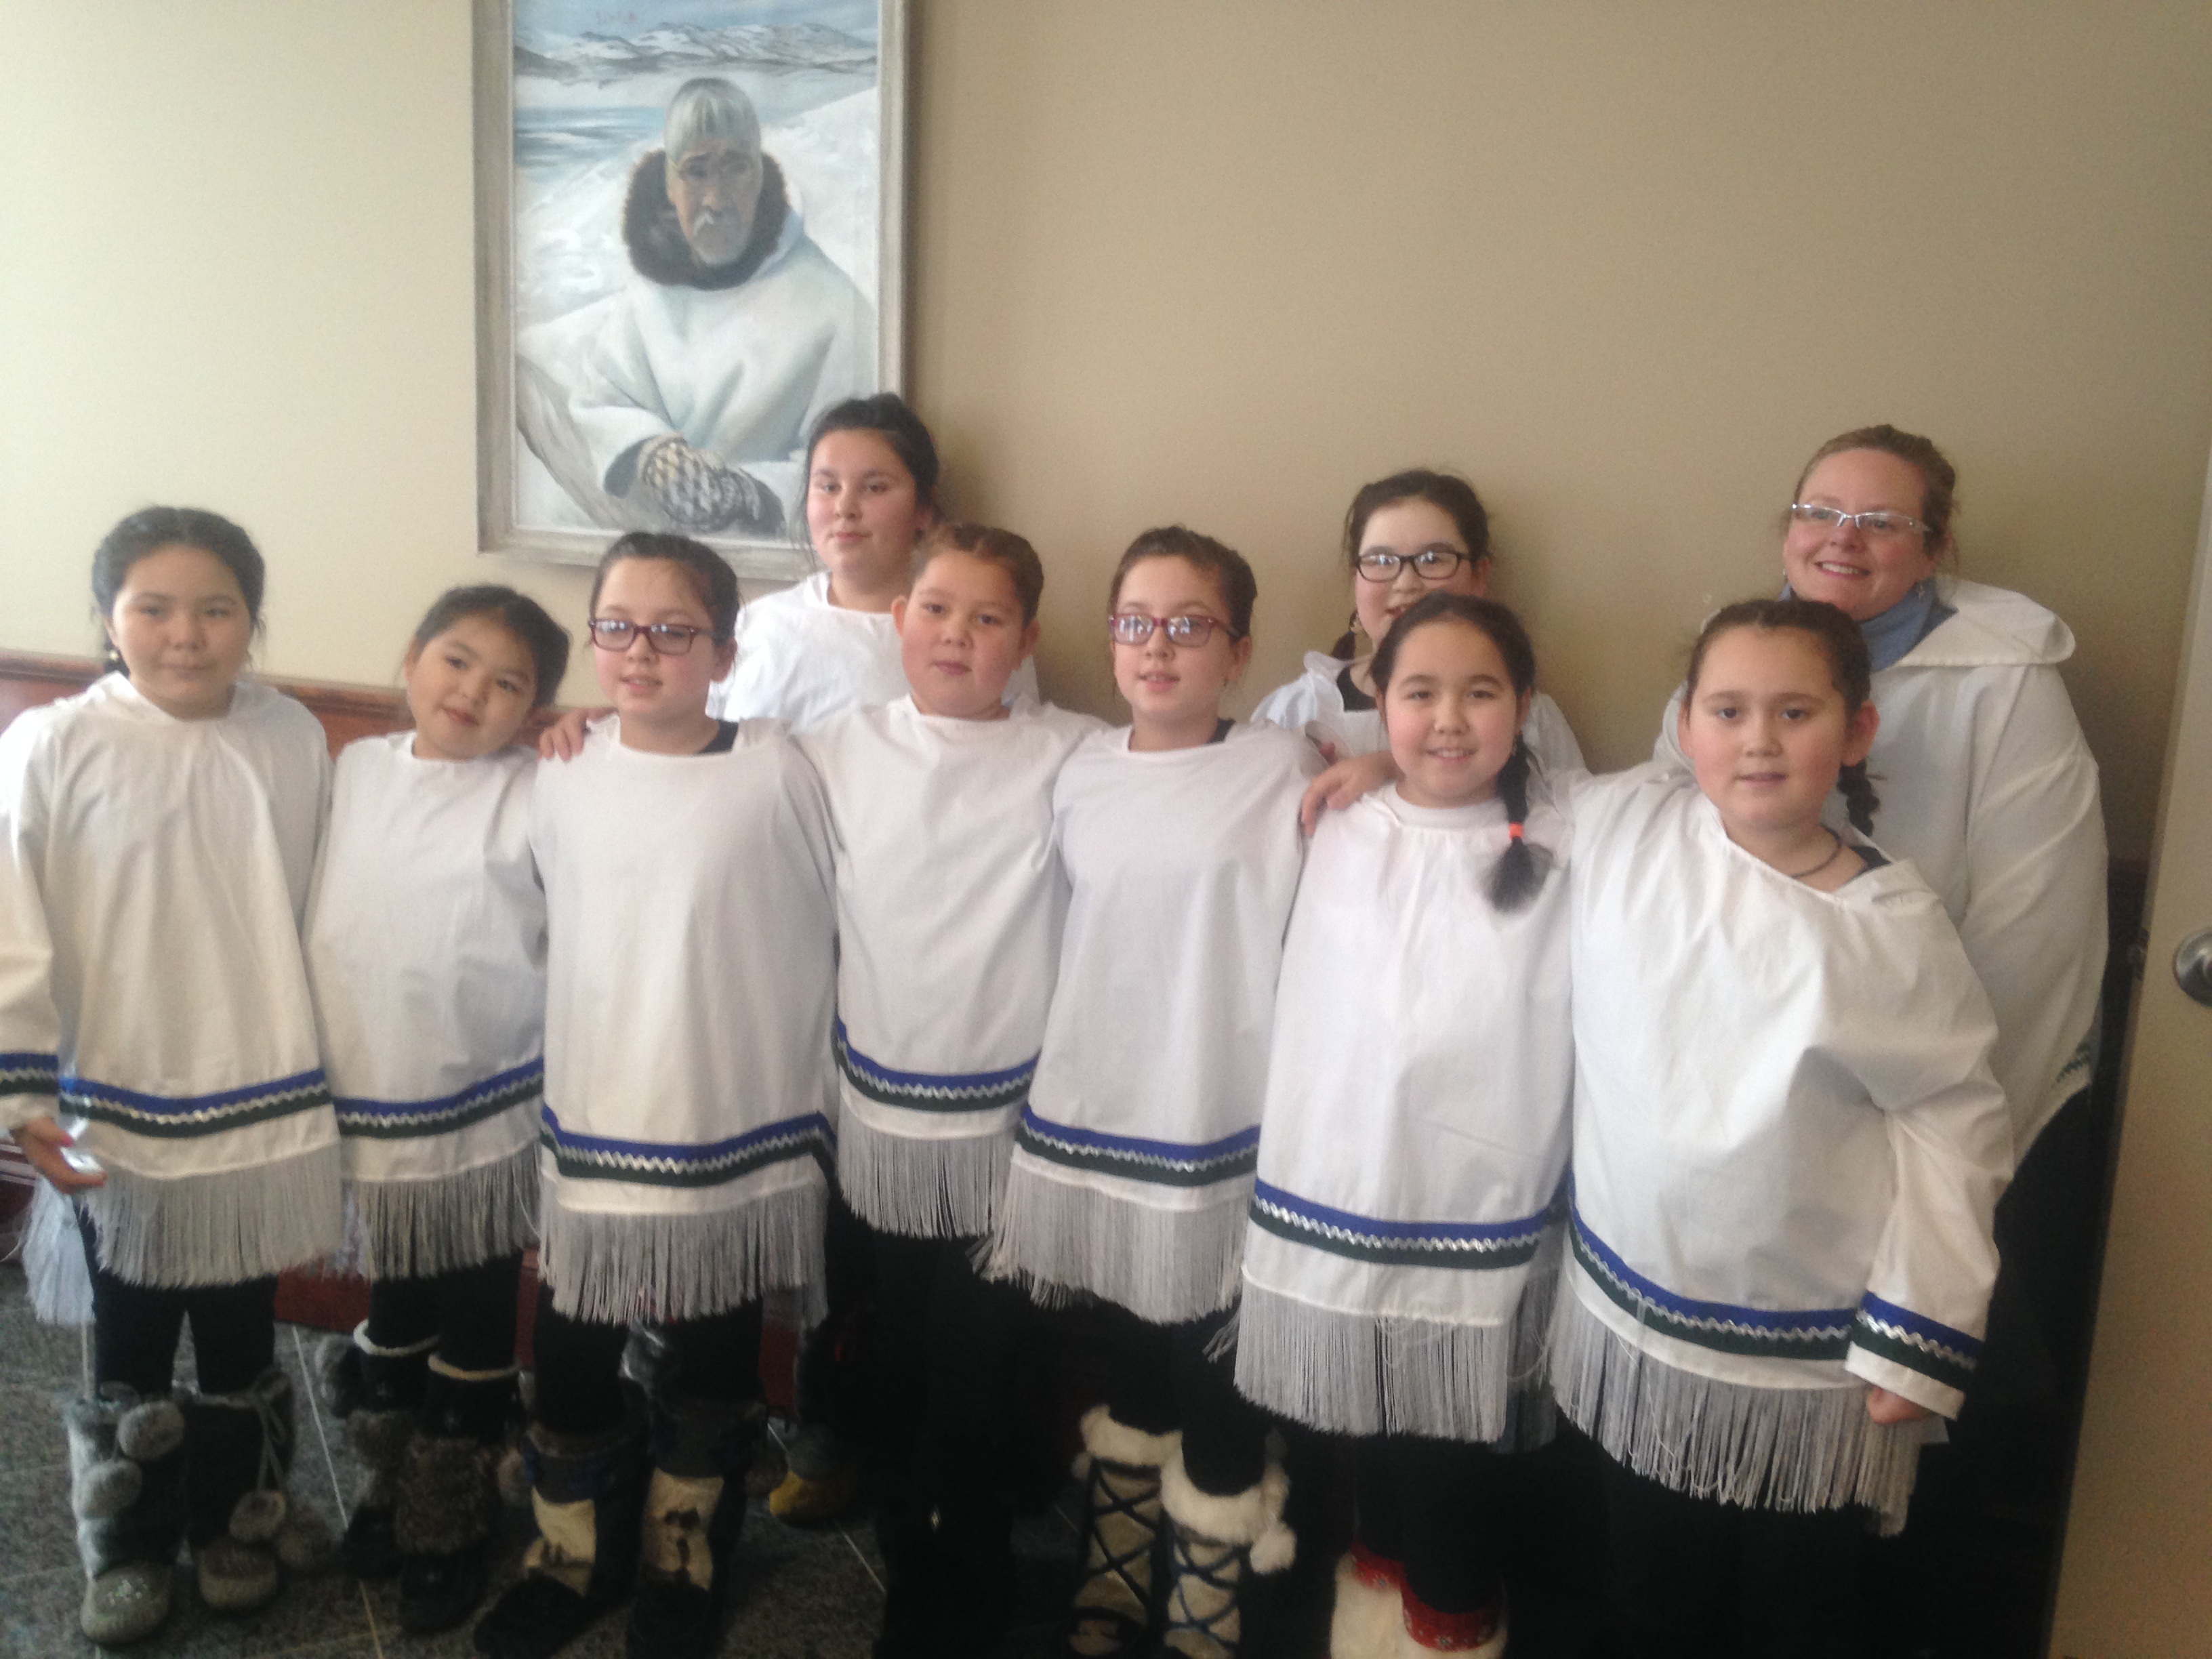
[587, 618, 710, 655]
[1107, 612, 1235, 647]
[1355, 546, 1469, 583]
[1788, 504, 1929, 541]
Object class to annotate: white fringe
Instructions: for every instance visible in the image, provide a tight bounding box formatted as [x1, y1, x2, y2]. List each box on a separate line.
[26, 1182, 93, 1325]
[837, 1116, 1010, 1239]
[538, 1183, 827, 1328]
[1549, 1291, 1931, 1534]
[1233, 1283, 1519, 1441]
[1507, 1225, 1564, 1452]
[983, 1166, 1246, 1323]
[348, 1147, 538, 1279]
[80, 1143, 342, 1289]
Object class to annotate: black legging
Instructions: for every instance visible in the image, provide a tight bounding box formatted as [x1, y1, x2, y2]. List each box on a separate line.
[364, 1252, 525, 1374]
[1092, 1300, 1267, 1496]
[528, 1282, 763, 1437]
[1599, 1450, 1862, 1659]
[1353, 1433, 1505, 1617]
[79, 1208, 276, 1397]
[866, 1230, 1031, 1542]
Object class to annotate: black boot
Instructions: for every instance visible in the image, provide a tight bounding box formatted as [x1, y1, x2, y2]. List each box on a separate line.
[65, 1385, 188, 1647]
[472, 1410, 647, 1659]
[315, 1320, 435, 1579]
[626, 1394, 764, 1659]
[184, 1369, 336, 1616]
[394, 1359, 518, 1635]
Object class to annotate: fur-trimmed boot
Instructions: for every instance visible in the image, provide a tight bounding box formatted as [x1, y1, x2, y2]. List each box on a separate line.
[392, 1357, 517, 1635]
[1063, 1407, 1176, 1658]
[1328, 1548, 1407, 1659]
[184, 1368, 337, 1615]
[472, 1410, 649, 1659]
[1158, 1445, 1296, 1659]
[64, 1386, 188, 1646]
[627, 1394, 764, 1659]
[1329, 1542, 1507, 1658]
[316, 1320, 436, 1579]
[1394, 1578, 1507, 1658]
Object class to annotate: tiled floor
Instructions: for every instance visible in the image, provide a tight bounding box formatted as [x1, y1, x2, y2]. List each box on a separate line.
[0, 1265, 1096, 1659]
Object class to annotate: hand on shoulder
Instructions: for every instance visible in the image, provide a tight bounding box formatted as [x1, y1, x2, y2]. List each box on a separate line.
[537, 707, 612, 762]
[1298, 748, 1399, 836]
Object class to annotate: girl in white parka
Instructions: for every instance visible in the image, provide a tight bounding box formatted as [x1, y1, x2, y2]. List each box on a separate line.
[1250, 469, 1582, 775]
[986, 528, 1317, 1659]
[1240, 593, 1574, 1659]
[1, 508, 340, 1644]
[304, 585, 569, 1635]
[1563, 598, 2011, 1658]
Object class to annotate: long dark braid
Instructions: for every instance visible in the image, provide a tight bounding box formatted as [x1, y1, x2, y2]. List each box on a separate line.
[1837, 761, 1880, 834]
[1486, 737, 1551, 912]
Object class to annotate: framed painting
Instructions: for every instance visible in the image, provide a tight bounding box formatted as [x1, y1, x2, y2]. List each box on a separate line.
[474, 0, 907, 573]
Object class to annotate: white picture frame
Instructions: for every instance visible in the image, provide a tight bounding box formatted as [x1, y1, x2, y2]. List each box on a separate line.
[474, 0, 907, 574]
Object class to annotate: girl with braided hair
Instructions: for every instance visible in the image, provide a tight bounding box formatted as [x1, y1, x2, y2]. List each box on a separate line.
[1237, 593, 1572, 1658]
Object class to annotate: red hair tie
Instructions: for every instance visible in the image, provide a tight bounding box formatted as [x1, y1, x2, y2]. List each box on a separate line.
[1508, 822, 1524, 840]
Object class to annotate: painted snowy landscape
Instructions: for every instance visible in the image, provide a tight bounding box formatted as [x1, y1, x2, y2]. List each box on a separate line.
[508, 0, 882, 535]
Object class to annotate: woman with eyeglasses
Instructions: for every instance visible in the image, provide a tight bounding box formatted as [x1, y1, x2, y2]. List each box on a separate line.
[1251, 468, 1583, 774]
[1654, 423, 2108, 1647]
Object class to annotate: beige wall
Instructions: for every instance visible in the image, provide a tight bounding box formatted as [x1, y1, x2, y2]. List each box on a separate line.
[3, 1, 2209, 861]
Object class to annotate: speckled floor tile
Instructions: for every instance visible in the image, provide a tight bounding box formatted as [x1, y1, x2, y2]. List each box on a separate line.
[0, 1458, 80, 1577]
[0, 1384, 73, 1473]
[0, 1284, 91, 1389]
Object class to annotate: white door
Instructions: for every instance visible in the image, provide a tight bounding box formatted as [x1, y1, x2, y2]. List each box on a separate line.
[2051, 449, 2212, 1654]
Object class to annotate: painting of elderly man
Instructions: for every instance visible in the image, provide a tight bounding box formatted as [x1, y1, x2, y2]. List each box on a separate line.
[502, 0, 887, 552]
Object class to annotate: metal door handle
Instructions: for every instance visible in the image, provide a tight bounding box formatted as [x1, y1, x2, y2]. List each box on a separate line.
[2176, 928, 2212, 1005]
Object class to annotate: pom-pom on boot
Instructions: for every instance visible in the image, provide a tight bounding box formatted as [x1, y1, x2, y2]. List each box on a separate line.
[184, 1368, 335, 1616]
[1062, 1407, 1176, 1658]
[626, 1394, 764, 1659]
[472, 1409, 648, 1659]
[315, 1321, 436, 1580]
[64, 1385, 188, 1647]
[1158, 1445, 1296, 1659]
[393, 1357, 518, 1635]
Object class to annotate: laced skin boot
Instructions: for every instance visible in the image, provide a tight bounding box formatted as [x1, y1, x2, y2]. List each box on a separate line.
[626, 1394, 765, 1659]
[1158, 1445, 1296, 1659]
[184, 1368, 335, 1616]
[64, 1385, 188, 1647]
[394, 1357, 518, 1634]
[1062, 1407, 1177, 1658]
[315, 1319, 435, 1579]
[472, 1410, 647, 1659]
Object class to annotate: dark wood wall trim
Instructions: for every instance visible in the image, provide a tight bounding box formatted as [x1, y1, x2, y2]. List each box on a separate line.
[0, 649, 567, 752]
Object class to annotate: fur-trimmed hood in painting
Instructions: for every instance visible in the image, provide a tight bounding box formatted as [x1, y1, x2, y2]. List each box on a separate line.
[623, 149, 794, 291]
[513, 145, 874, 531]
